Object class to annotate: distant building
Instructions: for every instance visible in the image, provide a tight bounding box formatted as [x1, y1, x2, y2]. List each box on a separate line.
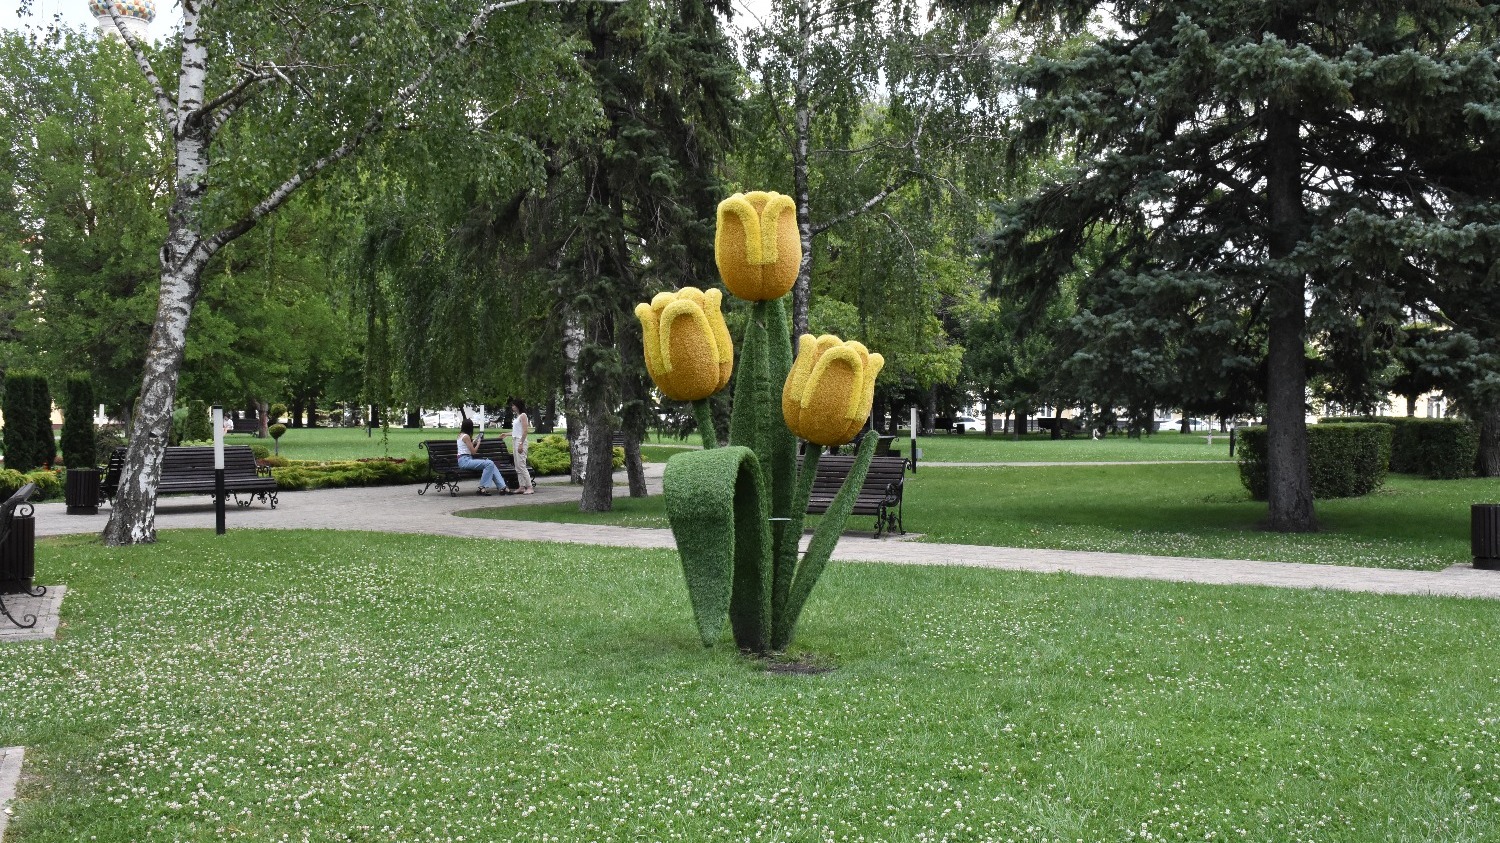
[88, 0, 154, 40]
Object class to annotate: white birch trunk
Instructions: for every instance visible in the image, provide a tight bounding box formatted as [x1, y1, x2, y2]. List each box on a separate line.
[104, 7, 213, 545]
[790, 0, 814, 341]
[563, 311, 589, 484]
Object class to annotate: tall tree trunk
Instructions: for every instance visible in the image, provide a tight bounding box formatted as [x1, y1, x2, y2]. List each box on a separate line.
[564, 311, 589, 485]
[789, 0, 814, 341]
[1263, 93, 1317, 532]
[579, 398, 615, 512]
[257, 399, 270, 437]
[1478, 403, 1500, 477]
[290, 400, 305, 428]
[102, 261, 201, 545]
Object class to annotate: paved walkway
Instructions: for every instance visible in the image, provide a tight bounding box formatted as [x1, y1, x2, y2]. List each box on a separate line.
[0, 747, 20, 841]
[25, 464, 1500, 601]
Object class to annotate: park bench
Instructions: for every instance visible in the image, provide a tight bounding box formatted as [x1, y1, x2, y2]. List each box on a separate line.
[419, 439, 520, 496]
[799, 454, 908, 539]
[0, 483, 44, 629]
[229, 417, 260, 434]
[101, 445, 279, 508]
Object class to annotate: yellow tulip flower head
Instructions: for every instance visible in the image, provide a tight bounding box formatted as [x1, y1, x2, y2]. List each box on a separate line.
[634, 287, 734, 402]
[781, 334, 884, 446]
[715, 191, 800, 302]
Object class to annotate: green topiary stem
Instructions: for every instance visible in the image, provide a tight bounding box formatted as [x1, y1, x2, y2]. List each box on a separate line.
[692, 399, 718, 450]
[771, 444, 819, 646]
[772, 431, 877, 651]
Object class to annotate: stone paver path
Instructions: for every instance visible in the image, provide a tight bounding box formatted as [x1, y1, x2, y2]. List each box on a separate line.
[0, 587, 68, 644]
[25, 465, 1500, 601]
[0, 746, 21, 841]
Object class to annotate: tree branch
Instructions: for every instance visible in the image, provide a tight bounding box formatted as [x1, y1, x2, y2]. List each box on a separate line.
[198, 0, 622, 266]
[809, 173, 917, 236]
[104, 6, 176, 130]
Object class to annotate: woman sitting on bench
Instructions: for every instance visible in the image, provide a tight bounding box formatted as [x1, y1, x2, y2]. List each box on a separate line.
[458, 417, 508, 496]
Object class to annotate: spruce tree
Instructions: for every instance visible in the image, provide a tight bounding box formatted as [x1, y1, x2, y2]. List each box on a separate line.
[991, 0, 1500, 530]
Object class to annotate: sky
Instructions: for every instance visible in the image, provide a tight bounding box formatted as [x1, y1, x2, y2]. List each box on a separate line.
[8, 0, 183, 40]
[7, 1, 765, 41]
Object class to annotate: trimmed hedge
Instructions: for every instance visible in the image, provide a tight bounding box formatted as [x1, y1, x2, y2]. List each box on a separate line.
[527, 433, 624, 477]
[270, 457, 428, 491]
[1319, 416, 1477, 478]
[0, 467, 63, 501]
[1238, 424, 1393, 500]
[2, 372, 53, 472]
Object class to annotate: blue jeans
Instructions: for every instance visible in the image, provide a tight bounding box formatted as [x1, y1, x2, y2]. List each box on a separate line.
[458, 454, 505, 490]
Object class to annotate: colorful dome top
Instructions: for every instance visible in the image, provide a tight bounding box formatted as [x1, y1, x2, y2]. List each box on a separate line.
[87, 0, 156, 22]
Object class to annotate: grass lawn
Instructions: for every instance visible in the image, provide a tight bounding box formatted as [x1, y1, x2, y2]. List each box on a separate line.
[3, 530, 1499, 841]
[896, 430, 1235, 463]
[466, 463, 1500, 571]
[242, 426, 694, 464]
[249, 426, 1235, 465]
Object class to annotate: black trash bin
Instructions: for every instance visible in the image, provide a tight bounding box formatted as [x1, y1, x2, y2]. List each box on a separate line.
[1473, 504, 1500, 570]
[0, 507, 35, 593]
[65, 467, 101, 515]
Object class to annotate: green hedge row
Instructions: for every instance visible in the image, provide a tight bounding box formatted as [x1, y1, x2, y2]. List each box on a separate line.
[270, 458, 428, 491]
[1238, 424, 1393, 500]
[525, 434, 624, 477]
[1319, 416, 1477, 478]
[0, 467, 63, 501]
[2, 372, 55, 472]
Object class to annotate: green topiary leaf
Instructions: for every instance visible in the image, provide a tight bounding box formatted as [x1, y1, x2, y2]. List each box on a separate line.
[662, 446, 772, 650]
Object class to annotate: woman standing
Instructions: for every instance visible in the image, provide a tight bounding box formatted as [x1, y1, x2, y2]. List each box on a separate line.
[457, 416, 506, 495]
[504, 398, 535, 494]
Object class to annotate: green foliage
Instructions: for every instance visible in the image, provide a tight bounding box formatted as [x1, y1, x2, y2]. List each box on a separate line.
[0, 469, 26, 499]
[269, 424, 287, 440]
[270, 458, 426, 491]
[1239, 424, 1392, 501]
[527, 435, 572, 476]
[0, 467, 62, 502]
[1321, 416, 1478, 479]
[3, 371, 51, 472]
[24, 467, 62, 501]
[60, 374, 96, 468]
[523, 435, 622, 477]
[269, 403, 288, 423]
[250, 444, 271, 461]
[94, 425, 127, 462]
[178, 400, 213, 445]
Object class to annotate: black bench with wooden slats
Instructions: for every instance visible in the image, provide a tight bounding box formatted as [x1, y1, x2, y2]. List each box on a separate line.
[230, 417, 260, 434]
[419, 439, 520, 496]
[101, 445, 279, 508]
[799, 454, 908, 538]
[1, 482, 43, 629]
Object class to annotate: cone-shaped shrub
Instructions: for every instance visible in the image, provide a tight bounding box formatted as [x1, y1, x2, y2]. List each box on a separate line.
[61, 375, 97, 468]
[3, 372, 48, 472]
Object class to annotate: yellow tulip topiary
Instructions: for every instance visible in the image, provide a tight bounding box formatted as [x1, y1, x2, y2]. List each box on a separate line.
[781, 334, 884, 447]
[634, 287, 734, 402]
[714, 191, 800, 302]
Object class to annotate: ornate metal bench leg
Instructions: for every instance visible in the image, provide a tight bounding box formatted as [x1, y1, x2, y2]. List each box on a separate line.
[0, 593, 38, 630]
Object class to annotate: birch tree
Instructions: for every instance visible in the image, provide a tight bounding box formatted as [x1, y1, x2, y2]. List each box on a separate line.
[739, 0, 1006, 337]
[89, 0, 612, 545]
